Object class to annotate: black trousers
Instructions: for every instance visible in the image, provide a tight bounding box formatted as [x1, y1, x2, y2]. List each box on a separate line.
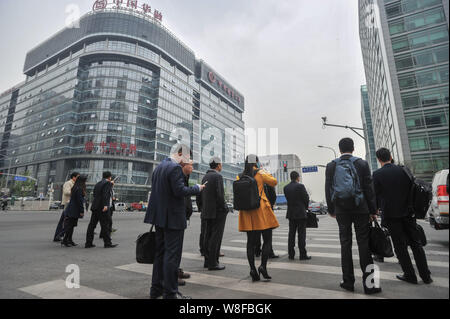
[288, 219, 307, 257]
[384, 216, 431, 280]
[53, 207, 66, 240]
[247, 229, 272, 271]
[63, 217, 78, 243]
[336, 214, 374, 288]
[85, 210, 112, 246]
[150, 227, 185, 299]
[204, 214, 227, 268]
[199, 217, 206, 255]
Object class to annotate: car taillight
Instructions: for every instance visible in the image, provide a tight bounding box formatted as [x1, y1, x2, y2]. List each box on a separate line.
[437, 185, 448, 197]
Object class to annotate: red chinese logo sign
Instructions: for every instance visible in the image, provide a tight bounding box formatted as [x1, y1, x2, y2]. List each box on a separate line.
[208, 72, 242, 104]
[92, 0, 163, 21]
[85, 141, 137, 156]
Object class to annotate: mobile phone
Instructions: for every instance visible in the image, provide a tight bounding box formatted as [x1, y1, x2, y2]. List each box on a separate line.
[203, 181, 208, 185]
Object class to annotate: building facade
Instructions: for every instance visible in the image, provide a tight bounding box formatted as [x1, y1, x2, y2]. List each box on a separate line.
[361, 85, 379, 172]
[259, 154, 302, 195]
[359, 0, 449, 181]
[0, 7, 245, 202]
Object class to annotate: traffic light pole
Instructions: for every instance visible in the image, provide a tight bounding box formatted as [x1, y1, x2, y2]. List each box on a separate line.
[321, 117, 366, 140]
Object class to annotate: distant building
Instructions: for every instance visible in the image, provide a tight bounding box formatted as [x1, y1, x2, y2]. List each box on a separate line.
[259, 154, 302, 195]
[361, 85, 379, 172]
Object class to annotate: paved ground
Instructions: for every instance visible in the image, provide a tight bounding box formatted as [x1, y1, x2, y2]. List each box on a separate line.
[0, 209, 448, 299]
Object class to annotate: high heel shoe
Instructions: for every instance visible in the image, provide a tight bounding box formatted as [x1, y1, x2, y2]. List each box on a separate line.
[250, 269, 260, 282]
[258, 266, 272, 280]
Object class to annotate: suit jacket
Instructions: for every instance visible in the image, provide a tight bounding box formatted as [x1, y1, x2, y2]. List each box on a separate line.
[91, 179, 113, 212]
[65, 188, 85, 219]
[284, 181, 309, 220]
[373, 163, 412, 219]
[325, 155, 376, 215]
[144, 158, 201, 230]
[197, 169, 227, 219]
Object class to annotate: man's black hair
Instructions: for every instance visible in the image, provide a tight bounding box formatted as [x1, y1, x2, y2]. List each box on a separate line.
[209, 157, 222, 169]
[70, 172, 80, 179]
[103, 171, 112, 179]
[339, 138, 355, 153]
[376, 148, 391, 163]
[290, 171, 300, 181]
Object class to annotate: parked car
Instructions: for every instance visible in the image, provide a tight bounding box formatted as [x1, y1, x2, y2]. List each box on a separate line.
[427, 169, 449, 230]
[115, 202, 127, 212]
[308, 202, 322, 214]
[127, 202, 145, 211]
[49, 201, 63, 210]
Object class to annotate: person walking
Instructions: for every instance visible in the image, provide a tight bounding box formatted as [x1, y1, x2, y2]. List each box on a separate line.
[145, 145, 205, 299]
[237, 155, 279, 282]
[61, 175, 87, 247]
[85, 172, 117, 249]
[373, 148, 432, 285]
[53, 172, 79, 242]
[325, 138, 381, 295]
[197, 157, 228, 271]
[284, 171, 311, 260]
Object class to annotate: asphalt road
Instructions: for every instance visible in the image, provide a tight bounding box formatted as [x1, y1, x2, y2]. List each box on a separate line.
[0, 209, 448, 299]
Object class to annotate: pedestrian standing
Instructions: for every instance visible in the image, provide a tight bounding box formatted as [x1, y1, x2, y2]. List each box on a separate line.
[84, 172, 118, 249]
[197, 157, 228, 271]
[53, 172, 79, 242]
[61, 175, 87, 247]
[237, 155, 279, 282]
[325, 138, 381, 295]
[255, 184, 279, 259]
[284, 171, 311, 260]
[373, 148, 432, 285]
[145, 145, 205, 299]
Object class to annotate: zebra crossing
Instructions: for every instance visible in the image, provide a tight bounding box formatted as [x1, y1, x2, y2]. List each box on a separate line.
[16, 214, 449, 299]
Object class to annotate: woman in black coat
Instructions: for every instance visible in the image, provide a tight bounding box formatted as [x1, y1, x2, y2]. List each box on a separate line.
[62, 175, 87, 247]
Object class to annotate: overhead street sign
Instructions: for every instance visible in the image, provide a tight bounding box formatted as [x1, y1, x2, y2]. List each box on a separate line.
[14, 176, 28, 182]
[302, 166, 318, 173]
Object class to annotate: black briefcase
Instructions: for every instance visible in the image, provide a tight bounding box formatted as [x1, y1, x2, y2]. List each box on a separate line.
[136, 225, 156, 264]
[306, 211, 319, 228]
[369, 220, 394, 258]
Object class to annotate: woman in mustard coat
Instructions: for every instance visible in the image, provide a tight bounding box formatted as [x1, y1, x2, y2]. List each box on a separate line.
[237, 155, 279, 282]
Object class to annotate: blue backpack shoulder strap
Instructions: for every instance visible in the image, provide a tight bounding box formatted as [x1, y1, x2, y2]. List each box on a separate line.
[349, 156, 360, 163]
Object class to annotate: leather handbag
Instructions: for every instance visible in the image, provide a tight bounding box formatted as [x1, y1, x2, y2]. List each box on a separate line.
[136, 225, 156, 264]
[369, 220, 394, 258]
[306, 211, 319, 228]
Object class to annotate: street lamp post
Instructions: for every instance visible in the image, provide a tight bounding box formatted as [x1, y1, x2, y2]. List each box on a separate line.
[321, 116, 366, 140]
[318, 145, 337, 159]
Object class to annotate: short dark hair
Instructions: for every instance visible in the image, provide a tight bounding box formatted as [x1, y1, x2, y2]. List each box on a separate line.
[209, 157, 222, 169]
[339, 138, 354, 153]
[70, 172, 80, 179]
[376, 148, 391, 162]
[103, 171, 112, 179]
[290, 171, 300, 181]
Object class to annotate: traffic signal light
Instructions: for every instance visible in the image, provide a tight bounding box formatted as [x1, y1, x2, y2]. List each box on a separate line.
[283, 163, 288, 173]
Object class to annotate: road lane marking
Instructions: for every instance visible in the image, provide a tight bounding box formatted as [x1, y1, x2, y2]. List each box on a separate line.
[19, 280, 127, 299]
[116, 263, 381, 299]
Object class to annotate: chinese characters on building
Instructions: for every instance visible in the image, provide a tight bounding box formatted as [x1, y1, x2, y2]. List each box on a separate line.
[93, 0, 163, 21]
[85, 141, 137, 156]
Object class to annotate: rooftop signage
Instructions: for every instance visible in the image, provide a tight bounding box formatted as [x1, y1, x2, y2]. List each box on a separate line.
[92, 0, 163, 22]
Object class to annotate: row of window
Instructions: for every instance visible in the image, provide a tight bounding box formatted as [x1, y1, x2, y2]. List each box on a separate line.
[401, 86, 449, 109]
[391, 25, 448, 53]
[409, 130, 449, 152]
[395, 44, 448, 71]
[389, 7, 445, 35]
[385, 0, 442, 19]
[405, 107, 448, 131]
[398, 65, 448, 90]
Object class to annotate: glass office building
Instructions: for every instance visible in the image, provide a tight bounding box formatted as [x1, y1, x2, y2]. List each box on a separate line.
[359, 0, 449, 181]
[0, 8, 245, 202]
[361, 85, 379, 172]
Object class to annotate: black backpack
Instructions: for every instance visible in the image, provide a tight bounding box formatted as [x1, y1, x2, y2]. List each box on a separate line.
[401, 166, 432, 219]
[233, 173, 262, 211]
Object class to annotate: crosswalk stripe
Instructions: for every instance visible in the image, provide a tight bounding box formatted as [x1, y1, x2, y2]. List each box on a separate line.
[220, 245, 288, 255]
[230, 240, 449, 257]
[181, 253, 449, 289]
[19, 280, 127, 299]
[116, 263, 381, 299]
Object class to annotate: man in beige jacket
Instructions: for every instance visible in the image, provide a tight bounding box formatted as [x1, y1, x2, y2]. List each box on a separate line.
[53, 172, 79, 242]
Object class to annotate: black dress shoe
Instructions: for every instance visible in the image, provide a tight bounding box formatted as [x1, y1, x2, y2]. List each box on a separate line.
[104, 244, 118, 249]
[178, 269, 191, 279]
[373, 255, 384, 263]
[364, 287, 382, 295]
[53, 238, 62, 243]
[69, 242, 78, 247]
[85, 243, 96, 249]
[422, 277, 433, 284]
[396, 274, 418, 284]
[208, 265, 225, 271]
[269, 254, 279, 259]
[300, 255, 312, 260]
[340, 281, 355, 292]
[178, 279, 186, 286]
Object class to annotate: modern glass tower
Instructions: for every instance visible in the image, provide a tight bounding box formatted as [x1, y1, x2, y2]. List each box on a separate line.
[361, 85, 379, 172]
[359, 0, 449, 181]
[0, 7, 245, 202]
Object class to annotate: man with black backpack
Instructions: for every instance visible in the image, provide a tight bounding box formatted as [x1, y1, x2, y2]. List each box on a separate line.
[325, 138, 381, 295]
[373, 148, 432, 285]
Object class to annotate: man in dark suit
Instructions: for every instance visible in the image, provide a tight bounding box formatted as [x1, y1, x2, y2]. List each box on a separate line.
[284, 171, 310, 260]
[85, 172, 117, 249]
[145, 145, 205, 299]
[325, 138, 381, 295]
[373, 148, 432, 285]
[197, 157, 228, 271]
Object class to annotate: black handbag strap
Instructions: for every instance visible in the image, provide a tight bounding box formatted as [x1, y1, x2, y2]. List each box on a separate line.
[150, 224, 154, 232]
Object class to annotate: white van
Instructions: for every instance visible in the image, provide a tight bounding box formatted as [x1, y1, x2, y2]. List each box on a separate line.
[115, 202, 127, 212]
[427, 169, 449, 230]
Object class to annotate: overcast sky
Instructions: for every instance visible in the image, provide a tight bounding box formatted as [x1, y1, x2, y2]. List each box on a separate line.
[0, 0, 368, 202]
